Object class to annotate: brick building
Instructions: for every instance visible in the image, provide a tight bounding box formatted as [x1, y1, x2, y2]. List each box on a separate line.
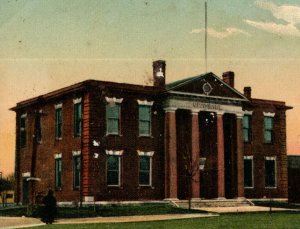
[288, 156, 300, 203]
[11, 60, 292, 204]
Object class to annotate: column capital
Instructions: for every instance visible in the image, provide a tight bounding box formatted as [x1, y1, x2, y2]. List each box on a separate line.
[190, 109, 200, 115]
[236, 112, 244, 119]
[164, 107, 177, 113]
[216, 111, 225, 116]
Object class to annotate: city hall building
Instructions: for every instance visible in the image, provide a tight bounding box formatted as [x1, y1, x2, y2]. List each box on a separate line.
[11, 60, 292, 204]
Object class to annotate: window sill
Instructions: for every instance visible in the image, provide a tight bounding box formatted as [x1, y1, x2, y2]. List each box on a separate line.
[55, 137, 62, 141]
[265, 187, 277, 189]
[244, 187, 254, 189]
[138, 135, 153, 138]
[138, 185, 154, 189]
[107, 185, 122, 189]
[55, 188, 62, 192]
[106, 133, 122, 137]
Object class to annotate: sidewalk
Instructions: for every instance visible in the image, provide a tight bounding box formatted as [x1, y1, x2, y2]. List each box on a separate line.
[0, 206, 297, 228]
[196, 205, 298, 213]
[55, 213, 216, 225]
[0, 216, 44, 229]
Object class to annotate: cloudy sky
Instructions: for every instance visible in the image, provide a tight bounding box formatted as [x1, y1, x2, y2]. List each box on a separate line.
[0, 0, 300, 175]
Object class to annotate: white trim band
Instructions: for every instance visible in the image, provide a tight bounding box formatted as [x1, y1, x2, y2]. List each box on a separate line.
[105, 150, 124, 156]
[244, 110, 253, 115]
[72, 150, 81, 156]
[73, 97, 82, 104]
[54, 153, 62, 159]
[137, 150, 155, 157]
[263, 112, 275, 117]
[105, 97, 123, 104]
[55, 103, 62, 109]
[137, 100, 154, 106]
[22, 172, 31, 177]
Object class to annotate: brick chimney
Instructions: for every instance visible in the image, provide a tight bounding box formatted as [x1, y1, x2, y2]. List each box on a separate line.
[244, 86, 251, 99]
[153, 60, 166, 87]
[222, 71, 235, 88]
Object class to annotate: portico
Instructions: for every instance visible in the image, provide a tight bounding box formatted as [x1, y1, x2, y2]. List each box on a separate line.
[163, 91, 247, 200]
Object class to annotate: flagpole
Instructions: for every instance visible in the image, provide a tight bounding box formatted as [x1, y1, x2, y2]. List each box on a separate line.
[205, 0, 208, 73]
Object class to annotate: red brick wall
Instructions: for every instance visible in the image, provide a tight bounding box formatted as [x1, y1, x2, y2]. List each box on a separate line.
[243, 102, 288, 198]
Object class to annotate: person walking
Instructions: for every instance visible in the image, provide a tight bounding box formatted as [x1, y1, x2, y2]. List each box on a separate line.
[41, 189, 57, 224]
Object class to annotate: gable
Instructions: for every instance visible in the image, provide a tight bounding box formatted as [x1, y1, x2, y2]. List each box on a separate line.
[167, 73, 247, 100]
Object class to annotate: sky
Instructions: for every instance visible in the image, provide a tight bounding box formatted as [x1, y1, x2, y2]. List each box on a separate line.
[0, 0, 300, 176]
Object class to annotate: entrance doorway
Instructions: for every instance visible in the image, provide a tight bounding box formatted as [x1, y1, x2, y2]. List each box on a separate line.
[22, 178, 29, 205]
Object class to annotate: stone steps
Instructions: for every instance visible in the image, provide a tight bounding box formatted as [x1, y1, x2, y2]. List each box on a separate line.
[172, 198, 253, 208]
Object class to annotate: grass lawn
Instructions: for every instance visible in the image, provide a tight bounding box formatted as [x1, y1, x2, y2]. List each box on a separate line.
[30, 212, 300, 229]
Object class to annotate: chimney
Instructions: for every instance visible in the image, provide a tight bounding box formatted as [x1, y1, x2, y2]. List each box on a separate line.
[244, 86, 252, 99]
[222, 71, 235, 88]
[153, 60, 166, 87]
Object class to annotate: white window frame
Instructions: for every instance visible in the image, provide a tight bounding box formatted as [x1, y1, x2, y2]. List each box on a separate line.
[137, 150, 154, 186]
[72, 151, 81, 190]
[54, 153, 62, 190]
[20, 113, 27, 147]
[55, 103, 63, 140]
[244, 156, 254, 189]
[137, 100, 153, 137]
[263, 114, 274, 144]
[106, 150, 123, 187]
[105, 97, 123, 135]
[73, 98, 82, 137]
[265, 156, 277, 189]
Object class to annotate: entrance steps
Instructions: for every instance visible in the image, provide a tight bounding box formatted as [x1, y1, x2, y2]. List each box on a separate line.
[171, 198, 254, 209]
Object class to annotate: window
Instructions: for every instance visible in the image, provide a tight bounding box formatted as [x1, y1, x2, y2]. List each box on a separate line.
[139, 156, 151, 186]
[244, 156, 253, 188]
[55, 105, 62, 139]
[73, 154, 81, 190]
[20, 114, 27, 147]
[138, 151, 154, 186]
[106, 103, 120, 135]
[35, 112, 42, 143]
[55, 157, 62, 189]
[265, 157, 276, 188]
[139, 105, 152, 136]
[243, 115, 252, 143]
[264, 116, 274, 143]
[107, 155, 121, 186]
[73, 100, 82, 137]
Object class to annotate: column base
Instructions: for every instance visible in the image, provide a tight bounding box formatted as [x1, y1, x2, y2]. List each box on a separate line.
[215, 197, 226, 200]
[191, 198, 202, 201]
[84, 196, 94, 202]
[164, 198, 179, 201]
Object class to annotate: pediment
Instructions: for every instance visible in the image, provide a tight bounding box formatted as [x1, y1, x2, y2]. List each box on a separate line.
[166, 72, 247, 100]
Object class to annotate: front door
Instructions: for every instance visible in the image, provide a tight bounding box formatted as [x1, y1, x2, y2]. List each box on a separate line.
[22, 178, 29, 205]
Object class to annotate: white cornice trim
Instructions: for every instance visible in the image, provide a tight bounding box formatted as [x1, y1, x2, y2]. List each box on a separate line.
[263, 112, 275, 117]
[168, 90, 247, 102]
[73, 98, 82, 104]
[55, 103, 62, 109]
[137, 150, 155, 157]
[22, 172, 31, 177]
[105, 150, 124, 156]
[105, 97, 123, 104]
[54, 153, 62, 159]
[244, 110, 253, 115]
[137, 100, 154, 106]
[72, 150, 81, 156]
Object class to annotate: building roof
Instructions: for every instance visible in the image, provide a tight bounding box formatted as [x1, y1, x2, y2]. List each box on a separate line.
[10, 79, 165, 111]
